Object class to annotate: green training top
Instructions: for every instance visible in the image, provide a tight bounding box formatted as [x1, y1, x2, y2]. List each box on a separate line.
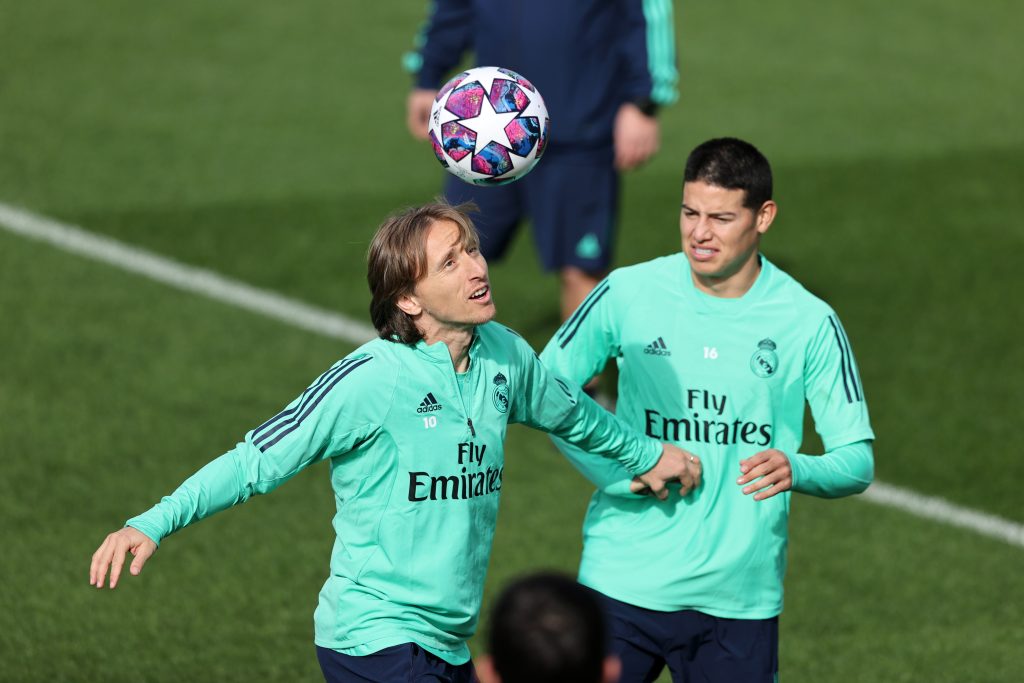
[540, 253, 875, 619]
[126, 321, 661, 664]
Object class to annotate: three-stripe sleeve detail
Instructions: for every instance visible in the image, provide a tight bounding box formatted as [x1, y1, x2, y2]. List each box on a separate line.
[828, 316, 862, 403]
[642, 0, 679, 104]
[401, 1, 434, 74]
[557, 281, 610, 349]
[252, 355, 374, 452]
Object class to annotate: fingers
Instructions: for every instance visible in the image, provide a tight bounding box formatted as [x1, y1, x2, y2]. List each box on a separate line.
[130, 541, 155, 576]
[741, 469, 781, 495]
[90, 529, 155, 589]
[108, 539, 128, 589]
[615, 140, 652, 171]
[737, 460, 774, 486]
[675, 465, 694, 494]
[629, 477, 652, 495]
[645, 478, 668, 500]
[737, 450, 792, 501]
[90, 536, 110, 588]
[678, 454, 702, 496]
[637, 445, 704, 500]
[614, 144, 636, 171]
[645, 137, 659, 163]
[406, 108, 428, 140]
[620, 140, 658, 171]
[90, 532, 122, 589]
[409, 110, 430, 140]
[613, 105, 659, 170]
[690, 454, 703, 481]
[745, 469, 792, 501]
[406, 90, 436, 140]
[738, 450, 772, 477]
[752, 478, 791, 501]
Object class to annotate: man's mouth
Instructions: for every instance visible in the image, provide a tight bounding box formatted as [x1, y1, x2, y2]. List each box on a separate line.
[469, 285, 490, 300]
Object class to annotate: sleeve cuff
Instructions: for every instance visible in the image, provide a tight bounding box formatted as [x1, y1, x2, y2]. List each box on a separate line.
[625, 440, 663, 476]
[789, 452, 806, 491]
[413, 65, 449, 91]
[629, 97, 659, 117]
[602, 478, 646, 498]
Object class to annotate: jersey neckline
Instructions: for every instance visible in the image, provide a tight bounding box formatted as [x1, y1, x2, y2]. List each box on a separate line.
[679, 252, 774, 316]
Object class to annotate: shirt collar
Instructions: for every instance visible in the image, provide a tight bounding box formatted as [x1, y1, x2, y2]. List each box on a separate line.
[412, 328, 482, 365]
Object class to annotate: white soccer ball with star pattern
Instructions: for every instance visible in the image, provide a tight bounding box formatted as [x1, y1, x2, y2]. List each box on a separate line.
[429, 66, 550, 185]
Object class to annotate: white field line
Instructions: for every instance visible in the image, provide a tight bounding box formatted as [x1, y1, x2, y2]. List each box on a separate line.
[2, 201, 1022, 550]
[0, 202, 377, 344]
[860, 482, 1023, 548]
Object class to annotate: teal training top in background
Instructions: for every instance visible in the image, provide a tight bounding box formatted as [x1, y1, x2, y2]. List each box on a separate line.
[126, 322, 661, 665]
[541, 254, 875, 619]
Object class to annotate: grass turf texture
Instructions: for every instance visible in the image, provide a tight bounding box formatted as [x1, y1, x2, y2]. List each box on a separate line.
[1, 0, 1022, 681]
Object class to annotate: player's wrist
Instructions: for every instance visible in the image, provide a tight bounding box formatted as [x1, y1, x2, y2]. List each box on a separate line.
[627, 440, 664, 477]
[629, 97, 659, 118]
[124, 522, 163, 549]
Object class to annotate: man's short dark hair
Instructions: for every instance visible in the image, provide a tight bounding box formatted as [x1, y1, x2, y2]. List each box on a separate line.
[683, 137, 773, 210]
[488, 572, 607, 683]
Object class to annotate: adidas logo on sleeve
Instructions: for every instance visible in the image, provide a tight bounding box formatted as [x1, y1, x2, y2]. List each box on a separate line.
[643, 337, 672, 356]
[417, 392, 444, 413]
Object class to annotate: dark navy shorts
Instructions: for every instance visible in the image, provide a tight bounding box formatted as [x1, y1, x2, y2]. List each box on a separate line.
[443, 145, 618, 273]
[600, 594, 779, 683]
[316, 643, 476, 683]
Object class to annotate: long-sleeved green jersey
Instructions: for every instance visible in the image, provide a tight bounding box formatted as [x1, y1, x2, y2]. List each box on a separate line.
[541, 254, 875, 619]
[126, 321, 660, 664]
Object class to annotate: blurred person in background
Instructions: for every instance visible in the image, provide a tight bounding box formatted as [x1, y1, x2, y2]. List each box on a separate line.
[476, 572, 620, 683]
[405, 0, 678, 321]
[89, 201, 700, 683]
[541, 138, 875, 682]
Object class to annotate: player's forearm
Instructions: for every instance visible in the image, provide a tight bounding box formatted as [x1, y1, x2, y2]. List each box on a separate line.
[549, 434, 644, 497]
[790, 440, 874, 498]
[125, 448, 251, 545]
[553, 390, 661, 476]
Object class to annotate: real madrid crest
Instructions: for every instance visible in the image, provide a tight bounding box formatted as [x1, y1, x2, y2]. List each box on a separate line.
[750, 338, 779, 378]
[492, 372, 510, 413]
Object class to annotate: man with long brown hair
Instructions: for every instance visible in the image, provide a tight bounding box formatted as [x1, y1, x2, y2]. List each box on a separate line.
[89, 201, 700, 682]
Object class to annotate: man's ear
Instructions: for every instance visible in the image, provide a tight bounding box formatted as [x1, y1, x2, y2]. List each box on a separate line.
[755, 200, 777, 235]
[474, 654, 500, 683]
[396, 292, 421, 317]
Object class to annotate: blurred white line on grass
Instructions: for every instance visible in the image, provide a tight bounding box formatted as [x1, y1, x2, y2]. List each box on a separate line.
[861, 481, 1023, 548]
[0, 201, 377, 344]
[2, 200, 1022, 550]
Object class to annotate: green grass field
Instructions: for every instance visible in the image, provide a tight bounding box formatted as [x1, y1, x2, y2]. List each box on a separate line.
[1, 1, 1022, 681]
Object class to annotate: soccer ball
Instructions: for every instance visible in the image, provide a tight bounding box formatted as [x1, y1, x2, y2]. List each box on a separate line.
[429, 66, 550, 185]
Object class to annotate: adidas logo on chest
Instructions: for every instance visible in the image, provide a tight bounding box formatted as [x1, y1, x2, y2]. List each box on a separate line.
[643, 337, 672, 356]
[417, 392, 444, 413]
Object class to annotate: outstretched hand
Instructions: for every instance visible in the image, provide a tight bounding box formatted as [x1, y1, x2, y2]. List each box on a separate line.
[631, 444, 702, 500]
[737, 449, 792, 501]
[90, 527, 157, 589]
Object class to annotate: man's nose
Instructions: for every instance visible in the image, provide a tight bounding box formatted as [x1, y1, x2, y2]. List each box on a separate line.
[692, 217, 713, 240]
[469, 253, 488, 278]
